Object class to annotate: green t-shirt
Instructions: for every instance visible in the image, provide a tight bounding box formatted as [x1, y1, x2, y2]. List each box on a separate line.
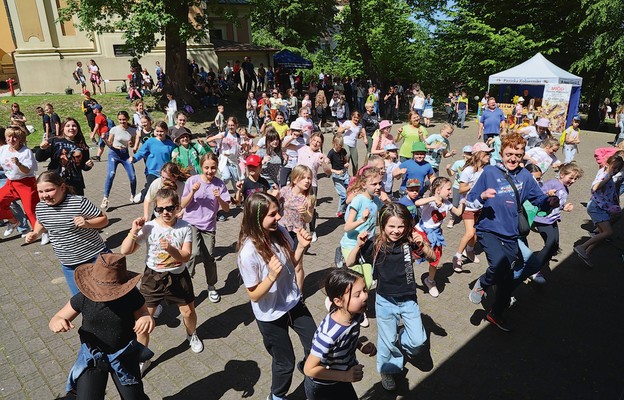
[398, 124, 428, 159]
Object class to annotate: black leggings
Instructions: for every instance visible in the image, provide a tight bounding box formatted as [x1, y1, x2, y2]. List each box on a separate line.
[75, 355, 148, 400]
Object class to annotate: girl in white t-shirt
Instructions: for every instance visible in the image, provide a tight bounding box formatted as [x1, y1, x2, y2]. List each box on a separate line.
[414, 177, 464, 297]
[207, 116, 241, 191]
[452, 143, 493, 272]
[337, 111, 366, 176]
[237, 192, 316, 400]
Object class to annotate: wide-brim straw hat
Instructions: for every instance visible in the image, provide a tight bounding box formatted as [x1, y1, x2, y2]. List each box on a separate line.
[75, 253, 142, 302]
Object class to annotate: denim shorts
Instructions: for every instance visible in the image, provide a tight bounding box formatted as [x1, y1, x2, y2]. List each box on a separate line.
[587, 200, 611, 224]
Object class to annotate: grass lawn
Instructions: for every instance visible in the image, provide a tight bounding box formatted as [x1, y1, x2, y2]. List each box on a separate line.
[1, 92, 230, 146]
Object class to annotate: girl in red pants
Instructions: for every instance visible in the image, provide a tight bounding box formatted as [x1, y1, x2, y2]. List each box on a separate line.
[0, 126, 39, 232]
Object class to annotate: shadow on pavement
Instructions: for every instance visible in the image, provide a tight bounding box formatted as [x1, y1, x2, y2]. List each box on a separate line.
[360, 243, 624, 399]
[163, 359, 260, 399]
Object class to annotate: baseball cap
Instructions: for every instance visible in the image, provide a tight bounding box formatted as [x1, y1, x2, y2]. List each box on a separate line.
[411, 142, 427, 153]
[384, 143, 398, 151]
[472, 142, 494, 153]
[536, 118, 550, 128]
[93, 104, 103, 110]
[289, 120, 303, 130]
[406, 178, 421, 188]
[462, 145, 473, 153]
[573, 114, 581, 121]
[245, 154, 262, 167]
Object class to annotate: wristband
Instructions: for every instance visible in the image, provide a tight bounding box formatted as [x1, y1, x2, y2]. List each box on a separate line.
[268, 275, 276, 283]
[128, 232, 137, 241]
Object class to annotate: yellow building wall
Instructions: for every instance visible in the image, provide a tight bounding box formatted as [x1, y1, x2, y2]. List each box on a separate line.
[0, 0, 17, 81]
[4, 0, 249, 93]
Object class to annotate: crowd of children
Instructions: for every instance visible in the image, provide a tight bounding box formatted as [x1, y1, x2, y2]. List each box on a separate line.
[4, 88, 624, 399]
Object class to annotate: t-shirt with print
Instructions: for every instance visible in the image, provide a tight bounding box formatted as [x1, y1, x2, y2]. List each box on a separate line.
[457, 96, 468, 111]
[256, 147, 282, 186]
[341, 120, 362, 147]
[43, 113, 61, 136]
[399, 159, 433, 192]
[362, 112, 379, 137]
[526, 147, 558, 174]
[298, 146, 323, 187]
[418, 200, 453, 229]
[309, 312, 362, 383]
[0, 144, 37, 180]
[424, 134, 450, 169]
[219, 131, 240, 162]
[533, 179, 567, 225]
[359, 239, 417, 297]
[327, 148, 347, 172]
[279, 185, 309, 232]
[135, 219, 192, 274]
[340, 194, 383, 250]
[238, 226, 301, 322]
[590, 168, 620, 211]
[182, 175, 231, 231]
[398, 195, 418, 220]
[242, 176, 270, 201]
[459, 166, 483, 211]
[284, 135, 306, 168]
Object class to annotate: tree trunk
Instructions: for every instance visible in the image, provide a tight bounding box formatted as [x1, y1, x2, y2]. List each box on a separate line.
[349, 0, 378, 82]
[163, 3, 198, 107]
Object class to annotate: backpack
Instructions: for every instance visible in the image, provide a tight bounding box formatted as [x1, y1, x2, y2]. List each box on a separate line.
[106, 117, 116, 130]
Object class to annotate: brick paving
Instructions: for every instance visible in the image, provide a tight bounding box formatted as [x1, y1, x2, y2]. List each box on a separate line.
[1, 118, 623, 399]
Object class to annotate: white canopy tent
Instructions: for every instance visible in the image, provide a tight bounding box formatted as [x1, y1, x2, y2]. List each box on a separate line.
[487, 53, 583, 128]
[488, 53, 582, 87]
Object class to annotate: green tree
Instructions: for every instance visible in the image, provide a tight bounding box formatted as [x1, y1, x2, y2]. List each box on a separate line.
[434, 0, 586, 96]
[333, 0, 436, 85]
[572, 0, 624, 127]
[249, 0, 336, 52]
[58, 0, 230, 101]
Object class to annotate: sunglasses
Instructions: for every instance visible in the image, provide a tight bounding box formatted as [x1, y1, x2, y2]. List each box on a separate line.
[154, 205, 177, 213]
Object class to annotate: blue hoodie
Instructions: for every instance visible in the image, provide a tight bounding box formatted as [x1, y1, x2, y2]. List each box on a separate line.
[466, 163, 551, 238]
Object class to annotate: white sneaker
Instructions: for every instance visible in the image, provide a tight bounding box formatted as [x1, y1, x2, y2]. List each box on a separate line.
[463, 250, 481, 264]
[188, 332, 204, 353]
[139, 359, 151, 376]
[100, 197, 109, 210]
[207, 286, 221, 303]
[152, 304, 163, 319]
[360, 314, 369, 328]
[452, 254, 463, 272]
[133, 193, 143, 204]
[40, 233, 50, 245]
[424, 278, 439, 298]
[311, 232, 318, 242]
[3, 222, 18, 237]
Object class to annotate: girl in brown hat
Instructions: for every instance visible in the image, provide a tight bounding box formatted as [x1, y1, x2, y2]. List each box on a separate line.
[49, 252, 154, 399]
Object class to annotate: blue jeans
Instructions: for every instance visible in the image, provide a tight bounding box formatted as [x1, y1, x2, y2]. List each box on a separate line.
[477, 231, 521, 315]
[457, 109, 466, 128]
[220, 158, 239, 190]
[331, 172, 350, 214]
[375, 294, 427, 374]
[104, 148, 136, 198]
[62, 249, 110, 295]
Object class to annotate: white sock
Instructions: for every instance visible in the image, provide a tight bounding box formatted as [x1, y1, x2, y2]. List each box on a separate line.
[455, 252, 462, 259]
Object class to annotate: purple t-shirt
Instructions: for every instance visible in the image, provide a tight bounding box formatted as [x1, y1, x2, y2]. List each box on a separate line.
[182, 175, 231, 231]
[533, 179, 567, 225]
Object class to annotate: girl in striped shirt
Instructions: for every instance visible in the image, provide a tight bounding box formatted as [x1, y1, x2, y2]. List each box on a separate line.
[303, 268, 376, 400]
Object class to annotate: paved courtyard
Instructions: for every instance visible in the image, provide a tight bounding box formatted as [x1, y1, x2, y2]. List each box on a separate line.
[1, 118, 623, 399]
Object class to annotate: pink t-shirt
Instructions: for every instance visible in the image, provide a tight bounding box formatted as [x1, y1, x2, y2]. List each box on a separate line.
[297, 146, 324, 187]
[279, 185, 308, 232]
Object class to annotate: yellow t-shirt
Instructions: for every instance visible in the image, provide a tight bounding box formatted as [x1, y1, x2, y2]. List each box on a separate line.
[270, 121, 289, 139]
